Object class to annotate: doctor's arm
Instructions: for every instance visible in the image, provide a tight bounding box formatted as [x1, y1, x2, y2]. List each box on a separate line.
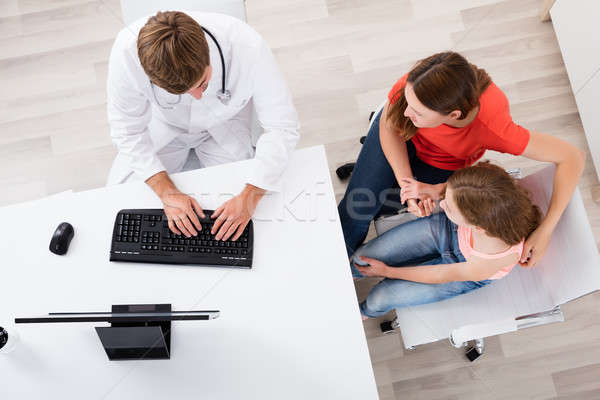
[211, 40, 300, 241]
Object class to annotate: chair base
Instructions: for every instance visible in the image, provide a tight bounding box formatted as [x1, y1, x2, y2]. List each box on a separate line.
[464, 338, 484, 362]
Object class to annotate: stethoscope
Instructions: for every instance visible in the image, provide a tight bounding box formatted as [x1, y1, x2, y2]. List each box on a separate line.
[151, 26, 231, 109]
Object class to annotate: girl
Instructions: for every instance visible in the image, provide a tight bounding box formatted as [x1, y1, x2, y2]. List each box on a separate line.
[351, 162, 542, 319]
[338, 52, 584, 269]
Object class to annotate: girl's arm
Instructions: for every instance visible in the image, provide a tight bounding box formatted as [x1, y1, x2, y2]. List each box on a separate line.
[355, 254, 520, 284]
[520, 131, 586, 267]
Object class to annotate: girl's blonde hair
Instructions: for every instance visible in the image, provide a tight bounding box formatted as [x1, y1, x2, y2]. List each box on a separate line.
[447, 162, 542, 245]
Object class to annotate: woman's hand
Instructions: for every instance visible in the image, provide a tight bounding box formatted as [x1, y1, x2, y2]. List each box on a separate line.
[519, 223, 553, 268]
[354, 256, 391, 278]
[399, 177, 444, 203]
[406, 198, 436, 218]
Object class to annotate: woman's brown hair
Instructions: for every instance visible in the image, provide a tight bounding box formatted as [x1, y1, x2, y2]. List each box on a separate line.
[138, 11, 210, 94]
[447, 162, 542, 245]
[387, 52, 491, 140]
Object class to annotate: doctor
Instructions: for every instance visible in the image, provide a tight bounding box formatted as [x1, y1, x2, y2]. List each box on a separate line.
[106, 11, 299, 240]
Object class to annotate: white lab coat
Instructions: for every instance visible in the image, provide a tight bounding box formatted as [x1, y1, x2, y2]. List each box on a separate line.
[106, 12, 300, 192]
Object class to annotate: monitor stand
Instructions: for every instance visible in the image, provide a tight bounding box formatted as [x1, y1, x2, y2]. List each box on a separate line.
[95, 304, 172, 361]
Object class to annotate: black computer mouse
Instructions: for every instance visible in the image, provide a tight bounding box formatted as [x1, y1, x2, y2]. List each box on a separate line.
[49, 222, 74, 255]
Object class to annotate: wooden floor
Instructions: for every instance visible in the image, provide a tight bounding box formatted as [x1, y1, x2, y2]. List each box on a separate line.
[2, 0, 600, 398]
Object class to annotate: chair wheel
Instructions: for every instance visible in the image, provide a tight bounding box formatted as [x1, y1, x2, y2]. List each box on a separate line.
[359, 136, 366, 144]
[465, 346, 482, 362]
[336, 163, 355, 180]
[380, 320, 395, 334]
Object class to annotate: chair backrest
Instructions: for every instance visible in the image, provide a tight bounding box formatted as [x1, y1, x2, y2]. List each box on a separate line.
[120, 0, 247, 25]
[519, 165, 600, 304]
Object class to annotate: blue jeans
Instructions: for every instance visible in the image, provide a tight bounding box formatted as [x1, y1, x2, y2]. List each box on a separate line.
[351, 212, 491, 318]
[338, 110, 455, 257]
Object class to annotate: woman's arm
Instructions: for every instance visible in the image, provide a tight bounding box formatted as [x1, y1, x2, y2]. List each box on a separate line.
[520, 131, 586, 267]
[379, 102, 433, 215]
[379, 101, 414, 183]
[355, 254, 519, 283]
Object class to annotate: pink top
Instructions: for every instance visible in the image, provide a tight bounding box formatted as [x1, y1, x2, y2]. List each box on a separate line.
[458, 226, 524, 280]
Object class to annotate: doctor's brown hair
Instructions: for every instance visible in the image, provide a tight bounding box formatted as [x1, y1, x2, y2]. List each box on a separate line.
[387, 52, 491, 141]
[446, 162, 542, 245]
[138, 11, 210, 94]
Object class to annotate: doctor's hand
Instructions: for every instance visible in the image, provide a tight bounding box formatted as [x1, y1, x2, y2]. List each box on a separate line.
[211, 184, 265, 241]
[145, 171, 205, 237]
[162, 191, 205, 237]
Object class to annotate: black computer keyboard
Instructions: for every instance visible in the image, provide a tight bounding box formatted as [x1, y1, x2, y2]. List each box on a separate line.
[109, 209, 253, 268]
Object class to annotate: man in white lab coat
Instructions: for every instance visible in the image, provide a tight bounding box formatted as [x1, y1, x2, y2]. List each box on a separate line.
[106, 11, 299, 241]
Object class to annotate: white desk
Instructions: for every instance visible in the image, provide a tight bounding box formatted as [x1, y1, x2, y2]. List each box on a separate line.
[0, 146, 378, 400]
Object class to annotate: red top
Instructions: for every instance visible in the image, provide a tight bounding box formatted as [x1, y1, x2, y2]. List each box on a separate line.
[388, 74, 530, 170]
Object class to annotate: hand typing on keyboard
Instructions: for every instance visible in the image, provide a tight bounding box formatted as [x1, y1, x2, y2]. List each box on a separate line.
[146, 171, 205, 237]
[162, 191, 205, 237]
[146, 171, 265, 240]
[211, 184, 265, 241]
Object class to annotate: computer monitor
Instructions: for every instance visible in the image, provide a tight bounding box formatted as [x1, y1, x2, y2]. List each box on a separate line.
[15, 304, 219, 361]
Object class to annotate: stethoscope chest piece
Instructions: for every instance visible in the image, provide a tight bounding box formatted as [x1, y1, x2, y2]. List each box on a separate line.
[217, 89, 231, 105]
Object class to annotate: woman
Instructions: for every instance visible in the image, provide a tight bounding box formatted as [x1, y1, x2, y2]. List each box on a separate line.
[351, 162, 541, 319]
[337, 52, 585, 268]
